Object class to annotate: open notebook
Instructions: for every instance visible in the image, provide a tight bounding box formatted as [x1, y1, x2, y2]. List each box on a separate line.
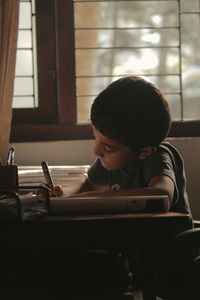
[49, 195, 170, 215]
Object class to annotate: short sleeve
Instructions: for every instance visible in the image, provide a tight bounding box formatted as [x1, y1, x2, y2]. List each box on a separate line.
[142, 149, 176, 186]
[142, 146, 180, 208]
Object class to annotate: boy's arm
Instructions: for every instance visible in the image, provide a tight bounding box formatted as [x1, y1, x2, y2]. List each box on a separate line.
[71, 175, 174, 205]
[61, 177, 108, 197]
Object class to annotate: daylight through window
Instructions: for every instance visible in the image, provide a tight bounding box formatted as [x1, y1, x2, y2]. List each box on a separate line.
[12, 0, 200, 142]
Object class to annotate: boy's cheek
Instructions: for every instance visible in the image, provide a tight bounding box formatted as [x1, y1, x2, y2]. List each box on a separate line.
[99, 158, 113, 170]
[101, 157, 123, 171]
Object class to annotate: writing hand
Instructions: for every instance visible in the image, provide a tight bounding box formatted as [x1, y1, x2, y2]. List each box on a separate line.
[36, 184, 63, 199]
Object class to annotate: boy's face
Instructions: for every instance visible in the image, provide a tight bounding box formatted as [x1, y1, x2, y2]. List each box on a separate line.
[92, 126, 139, 171]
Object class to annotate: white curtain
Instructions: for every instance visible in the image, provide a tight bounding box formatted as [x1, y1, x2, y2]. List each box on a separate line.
[0, 0, 20, 162]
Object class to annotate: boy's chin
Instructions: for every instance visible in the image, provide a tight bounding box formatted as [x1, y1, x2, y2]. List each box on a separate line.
[101, 161, 120, 171]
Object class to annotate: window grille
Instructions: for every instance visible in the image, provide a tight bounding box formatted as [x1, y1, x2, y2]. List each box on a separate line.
[12, 0, 200, 142]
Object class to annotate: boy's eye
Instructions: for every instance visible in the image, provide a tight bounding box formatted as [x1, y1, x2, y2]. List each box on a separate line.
[104, 145, 115, 153]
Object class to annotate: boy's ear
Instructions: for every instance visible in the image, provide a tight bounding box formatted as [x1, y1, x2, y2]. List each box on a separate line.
[138, 146, 157, 160]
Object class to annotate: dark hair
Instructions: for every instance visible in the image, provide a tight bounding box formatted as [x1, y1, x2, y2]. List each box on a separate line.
[91, 76, 171, 152]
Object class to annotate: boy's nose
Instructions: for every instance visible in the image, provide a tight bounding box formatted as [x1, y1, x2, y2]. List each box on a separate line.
[93, 142, 104, 158]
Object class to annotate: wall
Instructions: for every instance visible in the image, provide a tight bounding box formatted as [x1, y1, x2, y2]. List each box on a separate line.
[13, 139, 95, 166]
[169, 138, 200, 220]
[12, 138, 200, 219]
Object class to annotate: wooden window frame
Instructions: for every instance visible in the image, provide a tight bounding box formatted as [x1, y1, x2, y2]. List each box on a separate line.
[11, 0, 93, 142]
[10, 0, 200, 143]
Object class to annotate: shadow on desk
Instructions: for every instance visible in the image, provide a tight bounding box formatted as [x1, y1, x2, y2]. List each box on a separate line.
[0, 249, 134, 300]
[0, 212, 192, 300]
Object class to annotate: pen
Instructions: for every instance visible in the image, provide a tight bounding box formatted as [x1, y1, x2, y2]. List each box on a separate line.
[41, 161, 54, 188]
[6, 147, 15, 165]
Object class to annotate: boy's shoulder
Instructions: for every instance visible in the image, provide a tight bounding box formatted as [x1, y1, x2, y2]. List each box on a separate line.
[156, 141, 184, 169]
[158, 142, 182, 158]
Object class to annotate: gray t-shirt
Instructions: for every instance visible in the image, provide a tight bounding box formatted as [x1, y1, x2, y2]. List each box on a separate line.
[88, 142, 191, 215]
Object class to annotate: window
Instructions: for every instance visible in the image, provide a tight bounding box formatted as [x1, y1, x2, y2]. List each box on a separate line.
[11, 0, 200, 142]
[13, 0, 38, 110]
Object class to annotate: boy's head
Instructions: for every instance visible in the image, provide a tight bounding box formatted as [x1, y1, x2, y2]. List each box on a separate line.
[91, 75, 171, 153]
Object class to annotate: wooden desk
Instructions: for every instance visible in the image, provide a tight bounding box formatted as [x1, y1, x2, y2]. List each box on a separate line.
[0, 211, 192, 300]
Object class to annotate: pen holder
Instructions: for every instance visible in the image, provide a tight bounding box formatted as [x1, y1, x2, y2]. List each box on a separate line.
[0, 164, 18, 192]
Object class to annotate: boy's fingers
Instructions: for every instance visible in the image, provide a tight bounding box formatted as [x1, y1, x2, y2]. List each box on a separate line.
[36, 183, 52, 198]
[37, 184, 63, 197]
[52, 185, 63, 197]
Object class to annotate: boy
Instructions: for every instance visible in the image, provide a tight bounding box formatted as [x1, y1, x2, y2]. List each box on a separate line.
[48, 76, 193, 295]
[52, 75, 191, 216]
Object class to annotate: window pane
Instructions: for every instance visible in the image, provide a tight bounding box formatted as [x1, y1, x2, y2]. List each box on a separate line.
[181, 13, 200, 120]
[142, 75, 180, 93]
[13, 0, 37, 111]
[14, 77, 33, 95]
[76, 48, 179, 76]
[167, 94, 182, 121]
[18, 2, 32, 29]
[180, 0, 200, 12]
[13, 96, 35, 109]
[76, 75, 180, 96]
[17, 30, 32, 48]
[182, 68, 200, 120]
[74, 1, 178, 28]
[76, 77, 115, 97]
[181, 14, 200, 67]
[77, 96, 93, 123]
[75, 28, 179, 48]
[15, 50, 33, 76]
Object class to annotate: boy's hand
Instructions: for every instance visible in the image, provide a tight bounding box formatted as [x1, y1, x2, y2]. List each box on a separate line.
[36, 184, 64, 198]
[51, 185, 64, 197]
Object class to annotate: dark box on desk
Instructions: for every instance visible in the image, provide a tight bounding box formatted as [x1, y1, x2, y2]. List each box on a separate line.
[0, 164, 18, 190]
[0, 165, 19, 220]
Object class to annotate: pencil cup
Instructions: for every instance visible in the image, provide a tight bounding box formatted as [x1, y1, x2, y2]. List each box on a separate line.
[0, 164, 18, 191]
